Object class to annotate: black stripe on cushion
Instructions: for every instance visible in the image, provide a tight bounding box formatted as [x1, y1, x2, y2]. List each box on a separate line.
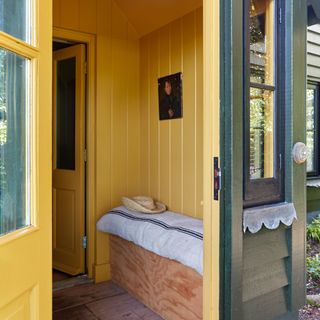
[108, 210, 203, 240]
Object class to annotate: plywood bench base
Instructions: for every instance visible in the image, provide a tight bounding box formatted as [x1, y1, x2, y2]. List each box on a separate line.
[110, 235, 203, 320]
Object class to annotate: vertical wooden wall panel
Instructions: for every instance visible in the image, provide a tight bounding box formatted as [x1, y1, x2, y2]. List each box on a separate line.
[79, 0, 97, 34]
[95, 0, 112, 268]
[149, 35, 160, 200]
[140, 8, 203, 219]
[159, 26, 171, 207]
[170, 19, 183, 213]
[182, 12, 197, 217]
[53, 0, 61, 29]
[110, 3, 129, 208]
[60, 0, 80, 31]
[140, 38, 150, 195]
[195, 8, 204, 218]
[127, 24, 141, 197]
[54, 0, 98, 34]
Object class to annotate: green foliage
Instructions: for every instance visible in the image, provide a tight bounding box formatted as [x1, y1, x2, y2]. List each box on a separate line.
[307, 218, 320, 243]
[307, 255, 320, 282]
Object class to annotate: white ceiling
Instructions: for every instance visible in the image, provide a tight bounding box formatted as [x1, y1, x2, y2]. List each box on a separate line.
[114, 0, 203, 37]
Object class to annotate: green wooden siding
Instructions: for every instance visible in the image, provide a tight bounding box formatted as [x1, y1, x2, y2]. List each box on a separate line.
[307, 25, 320, 81]
[307, 24, 320, 218]
[242, 227, 290, 320]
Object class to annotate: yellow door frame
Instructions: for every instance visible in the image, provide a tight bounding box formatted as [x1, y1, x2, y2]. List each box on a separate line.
[203, 1, 220, 320]
[53, 27, 96, 280]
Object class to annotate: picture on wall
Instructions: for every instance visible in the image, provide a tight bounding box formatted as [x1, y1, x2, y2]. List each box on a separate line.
[158, 72, 183, 120]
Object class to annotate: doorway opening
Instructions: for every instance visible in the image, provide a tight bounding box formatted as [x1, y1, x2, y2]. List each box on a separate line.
[52, 38, 89, 290]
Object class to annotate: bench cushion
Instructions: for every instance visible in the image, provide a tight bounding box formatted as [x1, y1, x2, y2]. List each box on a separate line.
[97, 206, 203, 274]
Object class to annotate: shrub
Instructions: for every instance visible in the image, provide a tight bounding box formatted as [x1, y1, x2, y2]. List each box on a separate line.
[307, 255, 320, 282]
[307, 218, 320, 243]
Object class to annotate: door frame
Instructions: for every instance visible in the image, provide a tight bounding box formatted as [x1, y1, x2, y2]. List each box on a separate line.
[219, 0, 244, 318]
[53, 27, 96, 280]
[203, 1, 220, 320]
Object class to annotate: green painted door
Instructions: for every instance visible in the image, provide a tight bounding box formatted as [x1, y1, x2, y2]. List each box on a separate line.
[220, 0, 308, 319]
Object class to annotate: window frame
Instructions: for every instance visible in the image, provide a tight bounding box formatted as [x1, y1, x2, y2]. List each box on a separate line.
[243, 0, 285, 208]
[306, 81, 320, 178]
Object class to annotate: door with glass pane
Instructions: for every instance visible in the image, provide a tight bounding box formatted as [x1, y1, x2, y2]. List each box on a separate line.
[221, 0, 307, 319]
[0, 0, 52, 319]
[53, 44, 86, 275]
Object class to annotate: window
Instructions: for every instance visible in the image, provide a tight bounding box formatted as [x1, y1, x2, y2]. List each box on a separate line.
[306, 83, 319, 177]
[244, 0, 284, 207]
[0, 0, 35, 236]
[0, 0, 32, 43]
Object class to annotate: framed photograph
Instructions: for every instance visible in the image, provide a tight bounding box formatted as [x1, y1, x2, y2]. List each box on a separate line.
[158, 72, 183, 120]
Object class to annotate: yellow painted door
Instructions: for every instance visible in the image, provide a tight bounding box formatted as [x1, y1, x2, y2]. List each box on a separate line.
[52, 44, 86, 276]
[0, 0, 52, 319]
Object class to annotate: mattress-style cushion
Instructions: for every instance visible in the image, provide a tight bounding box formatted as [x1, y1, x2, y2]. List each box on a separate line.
[96, 206, 203, 275]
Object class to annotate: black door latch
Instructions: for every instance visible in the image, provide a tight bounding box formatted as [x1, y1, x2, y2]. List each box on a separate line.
[214, 157, 221, 201]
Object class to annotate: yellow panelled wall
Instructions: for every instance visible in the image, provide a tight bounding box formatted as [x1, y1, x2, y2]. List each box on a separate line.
[140, 8, 204, 219]
[53, 0, 204, 280]
[53, 0, 141, 280]
[53, 1, 220, 317]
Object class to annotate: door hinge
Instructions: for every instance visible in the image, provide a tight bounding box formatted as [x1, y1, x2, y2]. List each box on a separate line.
[84, 149, 87, 162]
[214, 157, 221, 201]
[279, 7, 282, 24]
[84, 61, 88, 74]
[82, 236, 87, 249]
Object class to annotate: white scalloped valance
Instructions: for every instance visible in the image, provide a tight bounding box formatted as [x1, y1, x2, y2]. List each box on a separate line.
[307, 179, 320, 188]
[243, 203, 297, 234]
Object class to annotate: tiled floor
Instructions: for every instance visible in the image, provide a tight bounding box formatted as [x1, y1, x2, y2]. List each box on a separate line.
[53, 281, 163, 320]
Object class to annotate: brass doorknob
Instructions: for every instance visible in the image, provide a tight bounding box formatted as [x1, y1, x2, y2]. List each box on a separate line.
[292, 142, 307, 164]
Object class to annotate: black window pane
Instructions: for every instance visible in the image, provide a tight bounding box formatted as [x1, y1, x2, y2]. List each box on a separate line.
[56, 58, 76, 170]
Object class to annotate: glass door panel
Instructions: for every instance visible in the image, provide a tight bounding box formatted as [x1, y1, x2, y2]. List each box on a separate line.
[0, 0, 31, 43]
[56, 57, 76, 171]
[0, 47, 30, 236]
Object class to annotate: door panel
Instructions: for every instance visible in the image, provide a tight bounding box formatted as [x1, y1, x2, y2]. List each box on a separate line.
[53, 44, 86, 276]
[0, 287, 37, 320]
[0, 0, 52, 318]
[221, 0, 307, 319]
